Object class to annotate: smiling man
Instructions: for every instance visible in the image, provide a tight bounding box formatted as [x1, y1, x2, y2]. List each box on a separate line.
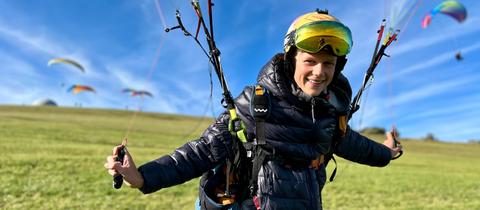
[106, 9, 403, 210]
[294, 50, 337, 96]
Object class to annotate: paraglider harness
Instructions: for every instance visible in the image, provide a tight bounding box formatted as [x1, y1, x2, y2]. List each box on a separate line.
[197, 84, 348, 209]
[197, 85, 273, 209]
[165, 1, 261, 208]
[165, 2, 401, 208]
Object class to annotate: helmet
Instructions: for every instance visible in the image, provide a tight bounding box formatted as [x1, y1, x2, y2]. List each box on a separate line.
[284, 10, 353, 57]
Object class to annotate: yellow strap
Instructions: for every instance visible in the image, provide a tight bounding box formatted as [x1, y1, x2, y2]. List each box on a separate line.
[338, 115, 347, 137]
[228, 108, 247, 142]
[237, 129, 247, 143]
[229, 108, 237, 120]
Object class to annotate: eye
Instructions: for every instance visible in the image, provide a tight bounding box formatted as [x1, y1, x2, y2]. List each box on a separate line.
[304, 59, 316, 65]
[323, 61, 335, 69]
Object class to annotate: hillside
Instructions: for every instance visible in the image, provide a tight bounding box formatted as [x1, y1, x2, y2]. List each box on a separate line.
[1, 105, 479, 209]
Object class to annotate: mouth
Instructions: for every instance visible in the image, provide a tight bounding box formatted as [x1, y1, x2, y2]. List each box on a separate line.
[307, 78, 325, 85]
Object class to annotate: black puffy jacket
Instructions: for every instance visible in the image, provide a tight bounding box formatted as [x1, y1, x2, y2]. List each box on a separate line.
[137, 54, 392, 210]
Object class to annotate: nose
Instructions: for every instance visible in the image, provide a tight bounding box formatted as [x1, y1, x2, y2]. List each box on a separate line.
[312, 64, 324, 76]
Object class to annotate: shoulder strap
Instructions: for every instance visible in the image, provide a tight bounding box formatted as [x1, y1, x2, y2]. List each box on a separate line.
[250, 85, 271, 145]
[248, 84, 272, 196]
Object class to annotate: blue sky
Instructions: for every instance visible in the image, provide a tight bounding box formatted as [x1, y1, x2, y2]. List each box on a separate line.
[1, 0, 479, 142]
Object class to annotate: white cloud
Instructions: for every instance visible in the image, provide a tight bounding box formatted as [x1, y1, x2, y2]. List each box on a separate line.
[393, 77, 477, 107]
[401, 97, 480, 123]
[0, 25, 57, 55]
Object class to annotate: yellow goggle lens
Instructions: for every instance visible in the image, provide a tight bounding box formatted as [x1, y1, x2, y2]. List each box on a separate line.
[294, 21, 353, 56]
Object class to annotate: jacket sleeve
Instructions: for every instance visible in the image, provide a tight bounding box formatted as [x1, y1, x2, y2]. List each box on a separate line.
[333, 127, 391, 167]
[137, 113, 231, 194]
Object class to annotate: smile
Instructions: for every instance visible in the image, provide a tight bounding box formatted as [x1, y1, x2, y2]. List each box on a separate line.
[307, 79, 324, 85]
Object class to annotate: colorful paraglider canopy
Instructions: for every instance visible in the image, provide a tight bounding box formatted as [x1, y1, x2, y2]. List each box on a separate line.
[122, 88, 154, 97]
[122, 88, 136, 93]
[422, 0, 467, 28]
[48, 58, 85, 73]
[133, 90, 153, 97]
[67, 85, 96, 94]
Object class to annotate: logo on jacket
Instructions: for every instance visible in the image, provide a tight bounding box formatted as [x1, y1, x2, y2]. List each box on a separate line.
[254, 108, 268, 113]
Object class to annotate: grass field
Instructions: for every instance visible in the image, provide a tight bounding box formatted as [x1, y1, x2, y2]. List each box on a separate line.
[1, 105, 479, 209]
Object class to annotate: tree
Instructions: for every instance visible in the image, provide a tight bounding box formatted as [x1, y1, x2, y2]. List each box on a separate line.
[360, 127, 386, 135]
[468, 139, 480, 144]
[424, 133, 437, 142]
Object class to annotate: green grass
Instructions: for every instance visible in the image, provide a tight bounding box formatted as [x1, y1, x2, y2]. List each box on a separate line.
[1, 105, 479, 209]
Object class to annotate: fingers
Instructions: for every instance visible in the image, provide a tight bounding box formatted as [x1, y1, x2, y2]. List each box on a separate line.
[105, 155, 121, 171]
[386, 131, 394, 139]
[383, 132, 395, 149]
[108, 168, 117, 176]
[104, 158, 121, 177]
[393, 143, 403, 152]
[383, 131, 403, 155]
[105, 146, 135, 176]
[112, 145, 124, 155]
[104, 146, 143, 188]
[122, 147, 136, 168]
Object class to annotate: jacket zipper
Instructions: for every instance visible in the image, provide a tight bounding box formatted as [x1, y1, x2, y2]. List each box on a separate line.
[311, 97, 316, 124]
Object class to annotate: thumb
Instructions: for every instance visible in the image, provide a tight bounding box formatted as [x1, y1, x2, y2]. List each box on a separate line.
[122, 147, 135, 167]
[384, 132, 395, 149]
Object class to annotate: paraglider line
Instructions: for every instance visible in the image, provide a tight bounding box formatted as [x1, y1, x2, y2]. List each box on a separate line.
[123, 1, 167, 140]
[398, 0, 422, 39]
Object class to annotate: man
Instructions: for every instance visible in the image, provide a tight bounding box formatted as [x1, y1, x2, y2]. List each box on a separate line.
[105, 10, 402, 210]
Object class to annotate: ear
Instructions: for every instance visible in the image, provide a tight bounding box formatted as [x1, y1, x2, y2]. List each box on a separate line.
[333, 56, 347, 80]
[336, 56, 347, 72]
[283, 48, 297, 78]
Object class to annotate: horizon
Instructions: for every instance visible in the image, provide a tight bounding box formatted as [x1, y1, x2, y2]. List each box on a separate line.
[2, 104, 475, 144]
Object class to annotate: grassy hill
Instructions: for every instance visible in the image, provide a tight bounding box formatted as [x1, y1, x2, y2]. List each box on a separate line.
[1, 105, 479, 209]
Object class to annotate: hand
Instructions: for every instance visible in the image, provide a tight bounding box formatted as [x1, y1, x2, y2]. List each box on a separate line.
[104, 145, 144, 188]
[382, 131, 403, 159]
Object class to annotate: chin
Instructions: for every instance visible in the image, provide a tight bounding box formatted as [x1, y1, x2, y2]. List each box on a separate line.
[311, 89, 324, 96]
[306, 91, 321, 97]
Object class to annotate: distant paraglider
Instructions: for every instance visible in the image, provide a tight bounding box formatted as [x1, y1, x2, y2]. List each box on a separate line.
[455, 51, 463, 61]
[421, 0, 467, 29]
[122, 88, 154, 98]
[48, 58, 85, 73]
[421, 0, 467, 61]
[67, 84, 96, 95]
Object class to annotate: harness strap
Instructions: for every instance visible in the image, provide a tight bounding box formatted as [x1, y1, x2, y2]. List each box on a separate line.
[324, 114, 347, 182]
[249, 147, 269, 196]
[251, 85, 270, 146]
[255, 119, 266, 146]
[220, 108, 247, 200]
[328, 155, 338, 182]
[249, 85, 271, 196]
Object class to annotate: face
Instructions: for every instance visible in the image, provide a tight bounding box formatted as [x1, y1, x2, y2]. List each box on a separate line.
[293, 50, 337, 96]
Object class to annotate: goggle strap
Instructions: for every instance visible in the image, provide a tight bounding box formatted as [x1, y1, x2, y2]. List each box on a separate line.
[284, 30, 296, 51]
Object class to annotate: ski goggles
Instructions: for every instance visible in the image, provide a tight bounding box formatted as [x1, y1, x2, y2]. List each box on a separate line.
[292, 21, 353, 56]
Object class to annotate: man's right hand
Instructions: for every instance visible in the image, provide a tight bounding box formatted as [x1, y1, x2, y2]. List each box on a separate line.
[105, 145, 144, 188]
